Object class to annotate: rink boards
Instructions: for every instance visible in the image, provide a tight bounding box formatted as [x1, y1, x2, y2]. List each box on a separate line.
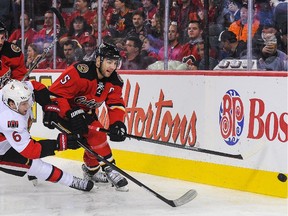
[30, 70, 288, 198]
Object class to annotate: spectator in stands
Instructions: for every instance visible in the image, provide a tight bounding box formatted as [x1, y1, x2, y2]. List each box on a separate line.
[82, 35, 97, 61]
[139, 0, 157, 23]
[127, 10, 150, 41]
[228, 4, 260, 42]
[273, 0, 287, 29]
[218, 30, 247, 60]
[255, 22, 286, 53]
[278, 23, 287, 54]
[34, 10, 59, 43]
[181, 20, 203, 66]
[110, 0, 134, 38]
[120, 36, 145, 70]
[193, 40, 219, 70]
[69, 0, 96, 26]
[273, 0, 287, 53]
[254, 0, 274, 28]
[174, 0, 201, 43]
[91, 15, 112, 42]
[217, 0, 242, 29]
[227, 0, 241, 22]
[9, 12, 37, 50]
[62, 40, 80, 67]
[148, 12, 164, 40]
[37, 41, 66, 69]
[25, 43, 40, 69]
[158, 22, 183, 61]
[54, 0, 71, 26]
[0, 0, 18, 35]
[197, 0, 219, 24]
[140, 36, 158, 68]
[102, 0, 114, 25]
[141, 36, 159, 59]
[61, 16, 91, 46]
[251, 35, 288, 71]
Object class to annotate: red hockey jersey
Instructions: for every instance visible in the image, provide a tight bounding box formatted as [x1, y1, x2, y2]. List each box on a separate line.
[49, 61, 126, 125]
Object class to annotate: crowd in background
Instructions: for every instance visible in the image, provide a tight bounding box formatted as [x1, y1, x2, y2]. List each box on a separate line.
[1, 0, 287, 70]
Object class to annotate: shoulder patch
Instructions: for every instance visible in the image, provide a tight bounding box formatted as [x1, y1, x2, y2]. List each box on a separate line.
[7, 120, 19, 128]
[11, 44, 21, 53]
[77, 64, 89, 73]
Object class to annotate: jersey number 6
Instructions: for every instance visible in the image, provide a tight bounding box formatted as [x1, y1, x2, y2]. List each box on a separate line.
[12, 131, 22, 142]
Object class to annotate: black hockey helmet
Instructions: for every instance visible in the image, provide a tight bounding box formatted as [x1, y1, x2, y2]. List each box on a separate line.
[96, 42, 121, 60]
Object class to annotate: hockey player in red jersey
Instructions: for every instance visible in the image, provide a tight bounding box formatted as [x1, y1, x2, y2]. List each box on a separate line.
[0, 79, 94, 192]
[0, 21, 27, 83]
[45, 42, 129, 191]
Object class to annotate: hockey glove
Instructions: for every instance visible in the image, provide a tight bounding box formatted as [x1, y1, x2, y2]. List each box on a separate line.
[108, 121, 127, 142]
[66, 108, 88, 135]
[43, 103, 60, 129]
[56, 133, 80, 151]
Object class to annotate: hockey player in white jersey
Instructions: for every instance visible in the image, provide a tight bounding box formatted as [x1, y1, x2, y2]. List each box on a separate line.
[0, 79, 94, 192]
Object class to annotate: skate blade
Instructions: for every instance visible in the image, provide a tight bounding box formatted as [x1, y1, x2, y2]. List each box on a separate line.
[30, 179, 38, 187]
[115, 185, 129, 192]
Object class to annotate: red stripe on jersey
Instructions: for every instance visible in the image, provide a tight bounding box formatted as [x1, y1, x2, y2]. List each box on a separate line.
[0, 160, 31, 169]
[20, 139, 42, 159]
[0, 133, 6, 142]
[46, 166, 63, 183]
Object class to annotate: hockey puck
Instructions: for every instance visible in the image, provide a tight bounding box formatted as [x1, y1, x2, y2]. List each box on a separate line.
[277, 173, 287, 182]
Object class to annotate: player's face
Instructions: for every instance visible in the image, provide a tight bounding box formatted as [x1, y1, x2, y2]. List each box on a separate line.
[9, 100, 31, 115]
[18, 100, 31, 115]
[98, 57, 118, 78]
[0, 33, 6, 51]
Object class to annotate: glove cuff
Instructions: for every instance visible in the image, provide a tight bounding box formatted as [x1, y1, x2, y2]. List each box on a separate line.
[57, 134, 67, 151]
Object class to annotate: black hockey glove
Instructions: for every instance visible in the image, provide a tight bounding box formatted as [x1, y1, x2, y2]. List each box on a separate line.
[66, 108, 88, 135]
[108, 121, 127, 142]
[43, 103, 60, 129]
[56, 133, 80, 151]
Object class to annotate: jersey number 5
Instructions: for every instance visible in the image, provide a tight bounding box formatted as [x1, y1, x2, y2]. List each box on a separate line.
[60, 74, 71, 85]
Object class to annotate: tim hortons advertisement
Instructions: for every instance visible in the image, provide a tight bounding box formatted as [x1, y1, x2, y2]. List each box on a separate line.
[29, 70, 287, 197]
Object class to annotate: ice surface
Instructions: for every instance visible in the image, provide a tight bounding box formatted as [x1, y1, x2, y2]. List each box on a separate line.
[0, 157, 286, 216]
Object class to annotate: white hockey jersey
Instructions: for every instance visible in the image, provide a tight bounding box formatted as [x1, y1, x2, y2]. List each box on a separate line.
[0, 81, 34, 155]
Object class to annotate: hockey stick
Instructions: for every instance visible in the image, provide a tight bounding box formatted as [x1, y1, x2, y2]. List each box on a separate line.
[88, 126, 243, 160]
[49, 7, 67, 38]
[51, 121, 197, 207]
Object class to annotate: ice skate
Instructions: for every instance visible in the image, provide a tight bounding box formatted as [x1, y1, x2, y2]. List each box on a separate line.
[82, 164, 108, 183]
[104, 166, 129, 192]
[69, 176, 94, 192]
[27, 175, 38, 186]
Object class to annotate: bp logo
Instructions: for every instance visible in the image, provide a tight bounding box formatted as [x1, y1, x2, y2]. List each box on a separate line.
[219, 89, 244, 145]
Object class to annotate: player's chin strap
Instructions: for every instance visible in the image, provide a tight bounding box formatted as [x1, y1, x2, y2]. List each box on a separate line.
[51, 121, 197, 207]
